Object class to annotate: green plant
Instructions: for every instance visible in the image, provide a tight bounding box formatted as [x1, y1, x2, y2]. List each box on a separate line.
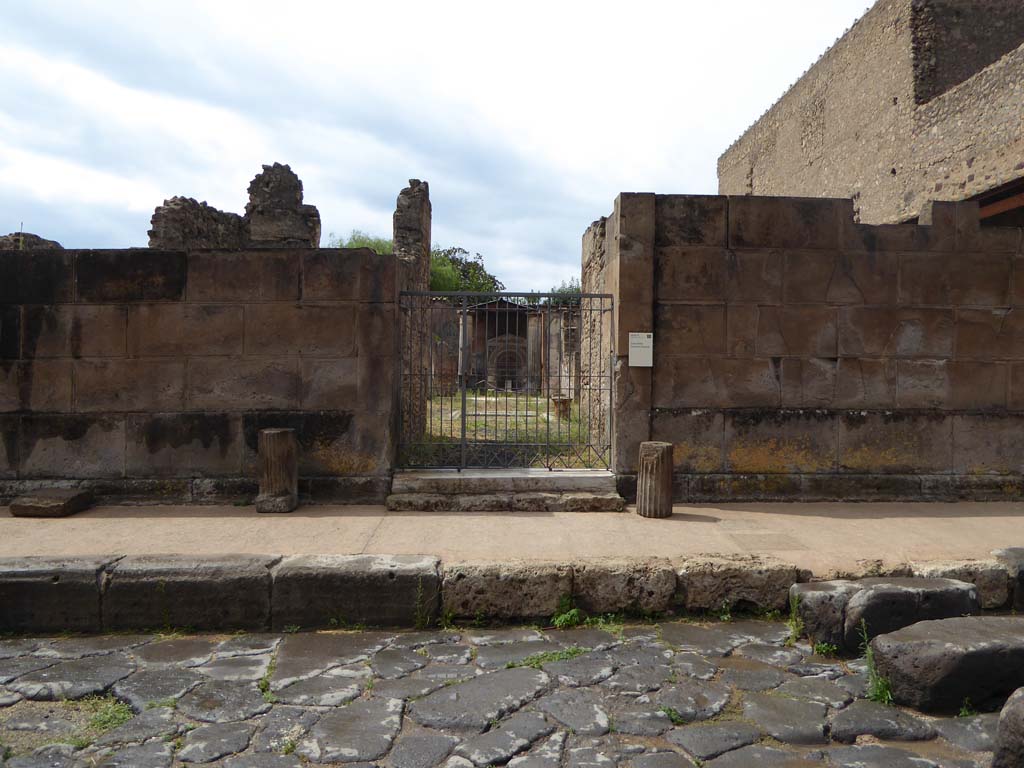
[859, 620, 893, 706]
[509, 646, 588, 670]
[414, 577, 430, 631]
[145, 698, 177, 710]
[659, 706, 686, 725]
[716, 601, 732, 623]
[958, 698, 978, 717]
[438, 610, 456, 630]
[786, 592, 804, 647]
[583, 613, 625, 639]
[283, 625, 301, 634]
[281, 738, 297, 755]
[83, 696, 134, 733]
[813, 642, 839, 657]
[551, 595, 584, 629]
[259, 653, 279, 703]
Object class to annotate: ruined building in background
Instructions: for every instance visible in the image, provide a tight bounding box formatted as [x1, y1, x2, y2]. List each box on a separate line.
[718, 0, 1024, 227]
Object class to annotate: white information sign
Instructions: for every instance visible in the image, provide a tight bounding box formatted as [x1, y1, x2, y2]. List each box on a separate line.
[628, 332, 653, 367]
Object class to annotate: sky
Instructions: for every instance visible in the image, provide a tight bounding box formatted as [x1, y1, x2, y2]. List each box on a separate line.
[0, 1, 871, 291]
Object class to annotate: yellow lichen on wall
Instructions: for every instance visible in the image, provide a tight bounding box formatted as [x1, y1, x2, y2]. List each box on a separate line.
[728, 437, 832, 474]
[673, 441, 720, 473]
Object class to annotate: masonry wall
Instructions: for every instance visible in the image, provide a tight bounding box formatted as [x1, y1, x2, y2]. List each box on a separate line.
[594, 192, 1024, 501]
[0, 247, 398, 504]
[718, 0, 1024, 225]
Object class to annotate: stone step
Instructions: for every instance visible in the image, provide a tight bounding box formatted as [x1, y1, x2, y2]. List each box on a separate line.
[391, 469, 617, 495]
[9, 489, 94, 518]
[385, 491, 625, 513]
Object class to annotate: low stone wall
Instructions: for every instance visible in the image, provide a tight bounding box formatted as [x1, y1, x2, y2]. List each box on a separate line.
[0, 246, 399, 504]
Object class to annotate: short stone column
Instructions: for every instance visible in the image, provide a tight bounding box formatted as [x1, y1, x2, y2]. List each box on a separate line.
[636, 441, 673, 519]
[256, 428, 298, 513]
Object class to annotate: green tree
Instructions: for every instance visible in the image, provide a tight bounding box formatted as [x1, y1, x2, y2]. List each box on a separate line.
[327, 229, 394, 254]
[431, 247, 505, 292]
[544, 276, 582, 305]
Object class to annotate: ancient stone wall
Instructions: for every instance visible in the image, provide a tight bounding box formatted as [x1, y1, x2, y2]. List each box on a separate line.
[590, 192, 1024, 501]
[718, 0, 1024, 225]
[0, 246, 399, 504]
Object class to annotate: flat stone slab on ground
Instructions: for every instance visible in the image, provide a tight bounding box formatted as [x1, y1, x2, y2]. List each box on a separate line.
[297, 697, 403, 763]
[666, 721, 761, 761]
[9, 490, 94, 518]
[994, 686, 1024, 768]
[409, 667, 548, 732]
[7, 653, 135, 700]
[178, 721, 255, 763]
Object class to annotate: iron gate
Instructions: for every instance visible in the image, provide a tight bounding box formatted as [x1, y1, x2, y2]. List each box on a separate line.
[398, 291, 614, 469]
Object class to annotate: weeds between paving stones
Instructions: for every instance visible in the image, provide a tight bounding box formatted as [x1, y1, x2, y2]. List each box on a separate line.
[259, 650, 279, 704]
[508, 646, 589, 669]
[813, 641, 839, 657]
[958, 698, 978, 717]
[859, 619, 894, 705]
[786, 592, 804, 647]
[659, 706, 687, 725]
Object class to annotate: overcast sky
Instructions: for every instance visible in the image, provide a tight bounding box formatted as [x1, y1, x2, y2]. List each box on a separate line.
[1, 1, 870, 290]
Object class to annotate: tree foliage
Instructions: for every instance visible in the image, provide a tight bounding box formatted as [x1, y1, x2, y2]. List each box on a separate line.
[327, 229, 394, 254]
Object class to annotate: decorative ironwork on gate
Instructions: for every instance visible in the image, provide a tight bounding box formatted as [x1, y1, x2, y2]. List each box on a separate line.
[398, 291, 614, 469]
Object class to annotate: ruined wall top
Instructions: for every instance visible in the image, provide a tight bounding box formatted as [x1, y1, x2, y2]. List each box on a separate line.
[0, 232, 63, 250]
[393, 179, 431, 292]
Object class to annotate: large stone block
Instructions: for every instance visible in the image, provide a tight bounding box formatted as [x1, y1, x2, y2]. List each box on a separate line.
[677, 556, 798, 613]
[872, 616, 1024, 712]
[187, 358, 301, 410]
[19, 414, 125, 478]
[687, 472, 803, 501]
[127, 305, 243, 357]
[654, 194, 727, 247]
[725, 304, 758, 356]
[612, 359, 652, 474]
[612, 193, 655, 354]
[784, 250, 898, 305]
[651, 409, 723, 473]
[832, 358, 898, 408]
[901, 252, 1012, 307]
[572, 559, 676, 614]
[301, 248, 379, 301]
[76, 250, 186, 302]
[22, 305, 127, 358]
[0, 360, 73, 412]
[0, 556, 117, 632]
[103, 555, 278, 631]
[0, 416, 18, 478]
[952, 415, 1024, 475]
[0, 305, 19, 359]
[653, 358, 781, 409]
[839, 412, 952, 474]
[898, 360, 1007, 409]
[994, 687, 1024, 768]
[0, 250, 73, 303]
[126, 413, 243, 477]
[725, 410, 836, 474]
[241, 411, 380, 476]
[244, 304, 356, 357]
[356, 302, 398, 357]
[187, 250, 300, 302]
[728, 197, 845, 250]
[912, 560, 1010, 610]
[756, 306, 837, 357]
[838, 307, 954, 357]
[357, 353, 396, 416]
[654, 305, 725, 356]
[300, 358, 358, 410]
[441, 562, 573, 620]
[74, 359, 185, 412]
[9, 488, 94, 518]
[272, 554, 440, 628]
[956, 308, 1024, 361]
[781, 358, 838, 407]
[656, 248, 782, 303]
[801, 473, 922, 501]
[790, 581, 863, 647]
[302, 476, 391, 504]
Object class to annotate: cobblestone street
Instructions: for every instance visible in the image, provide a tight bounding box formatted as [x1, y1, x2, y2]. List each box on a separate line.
[0, 619, 999, 767]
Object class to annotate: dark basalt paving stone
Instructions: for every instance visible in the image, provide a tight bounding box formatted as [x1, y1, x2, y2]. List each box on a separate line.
[0, 639, 40, 659]
[273, 667, 365, 707]
[658, 625, 743, 657]
[35, 636, 149, 660]
[722, 621, 791, 646]
[132, 639, 217, 668]
[3, 711, 77, 733]
[89, 740, 174, 767]
[214, 634, 281, 658]
[995, 686, 1024, 768]
[507, 731, 566, 768]
[389, 730, 459, 768]
[824, 744, 941, 767]
[543, 651, 615, 687]
[605, 644, 671, 667]
[270, 632, 392, 689]
[93, 706, 182, 746]
[743, 692, 828, 744]
[666, 721, 762, 761]
[534, 688, 610, 736]
[297, 697, 404, 763]
[0, 688, 24, 706]
[5, 757, 79, 768]
[423, 644, 473, 665]
[372, 648, 427, 679]
[548, 629, 619, 650]
[0, 657, 56, 685]
[601, 664, 672, 694]
[250, 705, 320, 753]
[465, 629, 545, 646]
[477, 641, 562, 670]
[776, 677, 853, 709]
[8, 653, 135, 700]
[112, 667, 204, 711]
[566, 741, 620, 768]
[788, 662, 845, 679]
[670, 653, 717, 681]
[409, 667, 548, 732]
[834, 672, 868, 699]
[733, 643, 804, 667]
[717, 658, 792, 691]
[223, 755, 306, 768]
[829, 699, 936, 743]
[177, 680, 271, 723]
[605, 702, 672, 736]
[418, 663, 479, 682]
[389, 630, 462, 650]
[177, 721, 255, 763]
[197, 653, 271, 682]
[932, 713, 999, 752]
[629, 752, 696, 768]
[647, 680, 732, 723]
[369, 674, 446, 700]
[705, 744, 820, 767]
[455, 711, 553, 765]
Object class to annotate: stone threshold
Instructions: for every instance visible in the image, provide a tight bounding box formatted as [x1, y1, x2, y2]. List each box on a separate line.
[0, 550, 1020, 634]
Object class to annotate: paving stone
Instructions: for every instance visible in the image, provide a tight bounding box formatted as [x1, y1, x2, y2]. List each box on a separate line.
[9, 489, 94, 518]
[177, 680, 271, 723]
[370, 674, 446, 700]
[605, 644, 671, 667]
[704, 744, 820, 767]
[507, 731, 566, 768]
[834, 672, 868, 699]
[0, 657, 56, 685]
[790, 581, 865, 648]
[669, 653, 717, 681]
[628, 752, 695, 768]
[829, 699, 936, 743]
[0, 688, 23, 706]
[409, 667, 548, 732]
[4, 756, 77, 768]
[418, 663, 479, 683]
[424, 644, 474, 665]
[372, 648, 427, 679]
[602, 664, 672, 694]
[3, 711, 77, 733]
[270, 632, 391, 689]
[456, 711, 554, 765]
[389, 631, 462, 650]
[646, 680, 732, 723]
[297, 697, 404, 762]
[542, 651, 615, 687]
[823, 744, 941, 767]
[787, 662, 844, 679]
[565, 741, 619, 768]
[37, 636, 149, 660]
[112, 667, 204, 711]
[720, 620, 792, 645]
[133, 639, 218, 668]
[89, 741, 175, 767]
[658, 625, 743, 657]
[533, 688, 610, 736]
[93, 706, 182, 746]
[717, 658, 791, 691]
[250, 705, 320, 753]
[733, 643, 803, 667]
[932, 713, 999, 753]
[465, 629, 545, 646]
[776, 677, 852, 709]
[7, 653, 135, 700]
[477, 641, 561, 670]
[743, 692, 827, 744]
[605, 702, 672, 736]
[389, 730, 460, 768]
[178, 721, 255, 763]
[666, 721, 761, 761]
[994, 686, 1024, 768]
[873, 616, 1024, 712]
[274, 665, 366, 706]
[223, 755, 305, 768]
[548, 629, 619, 650]
[0, 639, 40, 659]
[197, 653, 271, 682]
[214, 634, 281, 658]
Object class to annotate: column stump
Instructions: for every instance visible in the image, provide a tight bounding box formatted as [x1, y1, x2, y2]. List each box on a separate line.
[256, 428, 298, 513]
[636, 441, 673, 519]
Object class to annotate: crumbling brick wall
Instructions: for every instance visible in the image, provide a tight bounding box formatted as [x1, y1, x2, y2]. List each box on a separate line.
[590, 192, 1024, 501]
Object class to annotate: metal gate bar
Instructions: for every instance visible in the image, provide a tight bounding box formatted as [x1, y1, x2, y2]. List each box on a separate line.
[398, 291, 614, 470]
